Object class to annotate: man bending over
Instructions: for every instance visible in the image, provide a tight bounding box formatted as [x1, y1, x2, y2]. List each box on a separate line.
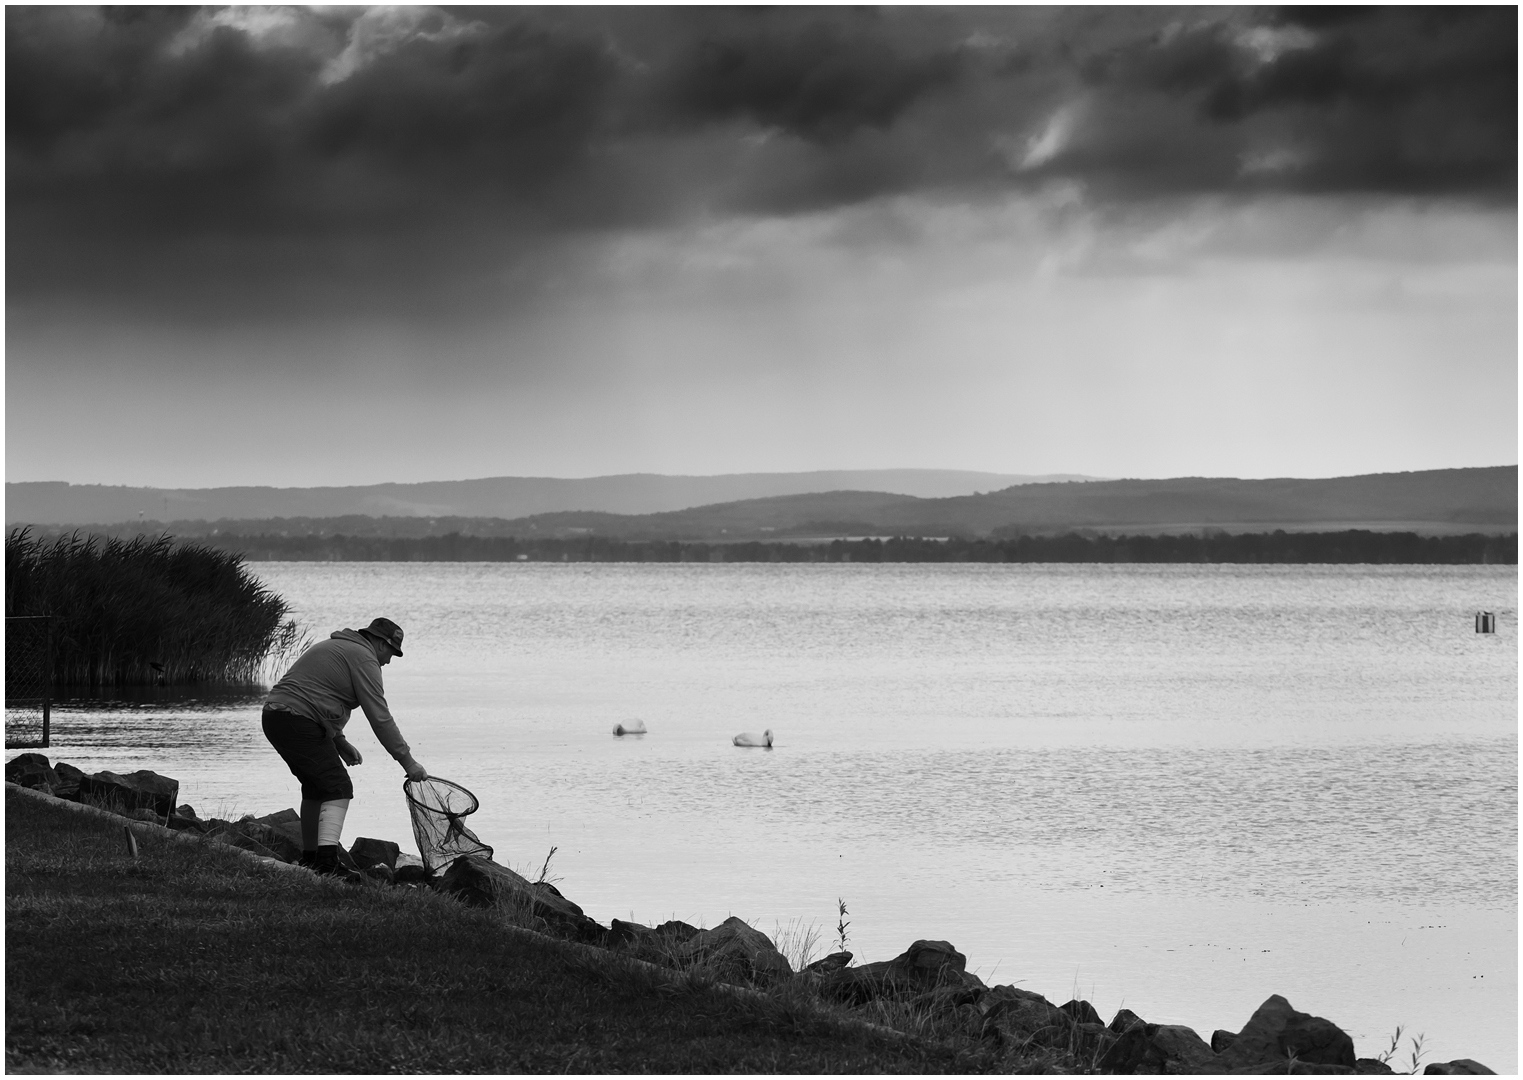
[261, 617, 428, 881]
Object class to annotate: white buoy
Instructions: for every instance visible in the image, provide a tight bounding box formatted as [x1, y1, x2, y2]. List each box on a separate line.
[733, 729, 773, 748]
[612, 720, 648, 736]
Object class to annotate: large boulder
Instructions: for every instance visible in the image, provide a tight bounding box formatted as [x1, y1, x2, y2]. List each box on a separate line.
[249, 810, 303, 854]
[52, 762, 84, 800]
[675, 916, 792, 985]
[349, 837, 401, 871]
[435, 855, 605, 943]
[979, 985, 1086, 1051]
[822, 939, 983, 1004]
[219, 816, 303, 863]
[1060, 998, 1104, 1026]
[1424, 1062, 1495, 1075]
[804, 950, 853, 975]
[605, 919, 708, 966]
[1098, 1020, 1215, 1074]
[654, 919, 701, 944]
[77, 770, 179, 818]
[1211, 995, 1356, 1072]
[5, 753, 58, 792]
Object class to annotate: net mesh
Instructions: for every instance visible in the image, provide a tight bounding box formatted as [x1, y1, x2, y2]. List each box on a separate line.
[403, 776, 493, 874]
[5, 616, 51, 749]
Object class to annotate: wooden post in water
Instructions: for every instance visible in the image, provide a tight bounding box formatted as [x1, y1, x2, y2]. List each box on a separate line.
[1475, 611, 1496, 634]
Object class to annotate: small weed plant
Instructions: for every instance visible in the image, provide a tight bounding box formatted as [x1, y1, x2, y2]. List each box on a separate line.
[1377, 1025, 1430, 1074]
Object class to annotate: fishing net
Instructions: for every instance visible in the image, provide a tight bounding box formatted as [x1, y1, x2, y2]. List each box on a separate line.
[403, 776, 494, 874]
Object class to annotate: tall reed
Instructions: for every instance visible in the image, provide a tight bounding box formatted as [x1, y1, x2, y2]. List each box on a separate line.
[5, 528, 302, 687]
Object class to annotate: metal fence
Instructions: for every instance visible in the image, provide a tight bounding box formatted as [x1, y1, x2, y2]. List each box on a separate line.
[5, 616, 52, 749]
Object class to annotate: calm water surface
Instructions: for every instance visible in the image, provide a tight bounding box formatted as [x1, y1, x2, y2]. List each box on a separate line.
[47, 563, 1518, 1070]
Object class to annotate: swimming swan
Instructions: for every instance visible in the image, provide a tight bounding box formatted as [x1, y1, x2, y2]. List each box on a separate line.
[732, 729, 773, 748]
[612, 720, 648, 736]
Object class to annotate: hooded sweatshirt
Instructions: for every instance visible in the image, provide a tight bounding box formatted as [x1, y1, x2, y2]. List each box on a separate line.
[264, 629, 412, 762]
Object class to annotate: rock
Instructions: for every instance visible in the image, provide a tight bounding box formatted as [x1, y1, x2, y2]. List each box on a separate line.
[52, 762, 84, 799]
[606, 918, 697, 965]
[362, 864, 395, 885]
[5, 753, 58, 792]
[6, 752, 50, 777]
[1152, 1025, 1216, 1069]
[249, 810, 303, 854]
[207, 819, 301, 863]
[1097, 1020, 1214, 1074]
[1212, 995, 1356, 1072]
[1355, 1059, 1395, 1074]
[676, 916, 792, 984]
[606, 918, 656, 951]
[167, 812, 208, 833]
[978, 985, 1082, 1051]
[1214, 1029, 1240, 1053]
[349, 837, 400, 871]
[1110, 1008, 1148, 1033]
[822, 939, 983, 1004]
[1424, 1062, 1495, 1075]
[175, 804, 198, 819]
[804, 950, 853, 975]
[207, 825, 281, 861]
[435, 855, 605, 943]
[127, 808, 162, 823]
[77, 770, 179, 818]
[654, 920, 701, 944]
[1061, 998, 1104, 1026]
[394, 863, 431, 884]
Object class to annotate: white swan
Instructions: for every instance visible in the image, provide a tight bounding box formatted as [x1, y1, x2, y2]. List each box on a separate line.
[612, 720, 648, 736]
[732, 729, 773, 748]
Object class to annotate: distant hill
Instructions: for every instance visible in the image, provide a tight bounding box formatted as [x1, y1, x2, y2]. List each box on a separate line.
[476, 466, 1518, 539]
[15, 467, 1514, 541]
[4, 469, 1093, 526]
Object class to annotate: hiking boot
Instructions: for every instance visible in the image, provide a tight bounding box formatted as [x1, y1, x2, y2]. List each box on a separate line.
[311, 845, 362, 884]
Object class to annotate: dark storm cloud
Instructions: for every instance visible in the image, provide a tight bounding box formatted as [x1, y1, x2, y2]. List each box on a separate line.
[1051, 5, 1517, 198]
[7, 5, 1514, 319]
[656, 10, 966, 143]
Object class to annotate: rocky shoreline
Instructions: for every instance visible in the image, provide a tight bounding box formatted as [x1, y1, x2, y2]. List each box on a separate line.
[4, 753, 1497, 1076]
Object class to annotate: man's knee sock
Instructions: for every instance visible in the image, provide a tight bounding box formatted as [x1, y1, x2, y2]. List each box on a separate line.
[300, 798, 322, 852]
[317, 799, 351, 848]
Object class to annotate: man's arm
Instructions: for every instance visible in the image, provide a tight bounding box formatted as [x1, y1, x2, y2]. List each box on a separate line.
[350, 652, 427, 779]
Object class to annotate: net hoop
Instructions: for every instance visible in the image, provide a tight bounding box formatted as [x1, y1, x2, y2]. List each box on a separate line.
[402, 776, 493, 874]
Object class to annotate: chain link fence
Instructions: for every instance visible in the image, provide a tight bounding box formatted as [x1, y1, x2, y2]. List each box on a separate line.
[5, 616, 52, 749]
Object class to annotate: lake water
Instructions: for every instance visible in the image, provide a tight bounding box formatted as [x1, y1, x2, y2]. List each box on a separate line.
[43, 563, 1518, 1071]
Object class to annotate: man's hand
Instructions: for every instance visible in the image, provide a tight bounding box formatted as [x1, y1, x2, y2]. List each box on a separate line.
[402, 757, 429, 783]
[335, 738, 363, 767]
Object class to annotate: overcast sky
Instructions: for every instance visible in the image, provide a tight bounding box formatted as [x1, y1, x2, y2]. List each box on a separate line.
[6, 5, 1516, 488]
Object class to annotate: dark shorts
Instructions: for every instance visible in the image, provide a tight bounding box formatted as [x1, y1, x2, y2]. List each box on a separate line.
[261, 705, 354, 802]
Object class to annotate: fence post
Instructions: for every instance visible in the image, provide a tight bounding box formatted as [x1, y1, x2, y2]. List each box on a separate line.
[42, 616, 52, 748]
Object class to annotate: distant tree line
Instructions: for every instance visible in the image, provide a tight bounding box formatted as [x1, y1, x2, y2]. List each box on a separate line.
[189, 530, 1516, 565]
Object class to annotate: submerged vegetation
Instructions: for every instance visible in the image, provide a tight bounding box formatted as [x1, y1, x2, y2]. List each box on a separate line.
[4, 529, 301, 688]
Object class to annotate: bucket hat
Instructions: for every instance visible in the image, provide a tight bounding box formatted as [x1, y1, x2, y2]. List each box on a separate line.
[359, 617, 404, 657]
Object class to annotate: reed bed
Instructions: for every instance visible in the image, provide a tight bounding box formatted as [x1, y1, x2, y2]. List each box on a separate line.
[5, 528, 302, 687]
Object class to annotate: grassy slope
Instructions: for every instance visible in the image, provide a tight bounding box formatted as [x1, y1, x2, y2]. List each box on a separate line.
[5, 790, 983, 1074]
